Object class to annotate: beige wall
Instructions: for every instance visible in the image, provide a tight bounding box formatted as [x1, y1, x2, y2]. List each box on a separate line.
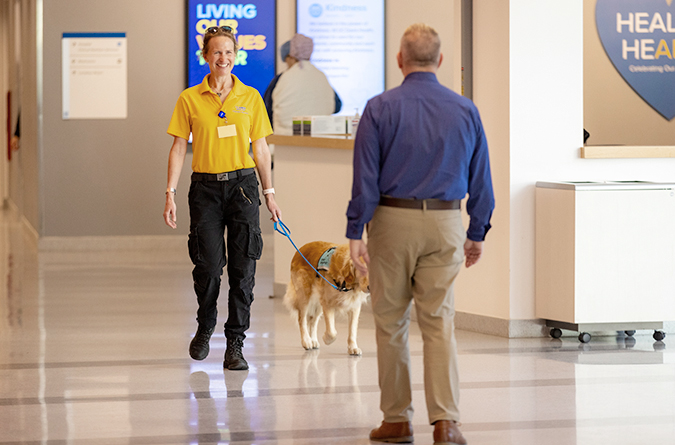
[456, 0, 511, 320]
[0, 1, 9, 204]
[583, 0, 675, 146]
[40, 0, 190, 237]
[383, 0, 460, 92]
[8, 0, 40, 234]
[32, 0, 462, 238]
[7, 0, 675, 331]
[276, 0, 460, 93]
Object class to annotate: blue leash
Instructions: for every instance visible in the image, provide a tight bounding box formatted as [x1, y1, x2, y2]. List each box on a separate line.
[274, 220, 343, 292]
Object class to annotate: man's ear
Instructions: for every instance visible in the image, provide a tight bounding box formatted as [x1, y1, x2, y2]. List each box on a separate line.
[438, 52, 443, 69]
[397, 51, 403, 70]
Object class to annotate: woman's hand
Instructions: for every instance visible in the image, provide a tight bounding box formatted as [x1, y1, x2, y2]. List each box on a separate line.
[164, 193, 177, 229]
[265, 193, 282, 222]
[163, 137, 187, 230]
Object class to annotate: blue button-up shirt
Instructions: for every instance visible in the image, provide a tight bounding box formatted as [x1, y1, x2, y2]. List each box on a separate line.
[346, 72, 494, 241]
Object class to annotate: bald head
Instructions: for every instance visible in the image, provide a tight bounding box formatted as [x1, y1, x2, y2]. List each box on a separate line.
[398, 23, 441, 73]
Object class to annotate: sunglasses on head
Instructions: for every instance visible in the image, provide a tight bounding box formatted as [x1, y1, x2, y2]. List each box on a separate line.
[206, 25, 233, 34]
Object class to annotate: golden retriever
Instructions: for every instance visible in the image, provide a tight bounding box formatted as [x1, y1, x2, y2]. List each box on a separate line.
[283, 241, 369, 355]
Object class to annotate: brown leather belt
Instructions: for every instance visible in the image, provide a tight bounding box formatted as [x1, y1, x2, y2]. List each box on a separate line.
[191, 168, 255, 182]
[379, 196, 461, 210]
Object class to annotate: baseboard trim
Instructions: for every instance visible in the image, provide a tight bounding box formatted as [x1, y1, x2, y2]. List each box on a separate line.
[5, 199, 39, 249]
[454, 312, 548, 338]
[273, 282, 287, 299]
[360, 300, 549, 339]
[38, 235, 188, 251]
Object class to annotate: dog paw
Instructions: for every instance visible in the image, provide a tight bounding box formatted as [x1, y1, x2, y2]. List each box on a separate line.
[348, 346, 362, 356]
[323, 331, 337, 345]
[301, 337, 315, 350]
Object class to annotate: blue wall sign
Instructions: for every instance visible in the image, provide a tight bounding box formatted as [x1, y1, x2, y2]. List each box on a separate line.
[596, 0, 675, 120]
[186, 1, 276, 95]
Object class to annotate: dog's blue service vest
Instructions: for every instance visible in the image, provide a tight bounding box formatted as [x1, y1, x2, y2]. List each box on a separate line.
[317, 246, 337, 271]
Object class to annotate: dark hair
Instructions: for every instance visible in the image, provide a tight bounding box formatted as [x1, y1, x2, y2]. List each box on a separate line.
[201, 27, 239, 58]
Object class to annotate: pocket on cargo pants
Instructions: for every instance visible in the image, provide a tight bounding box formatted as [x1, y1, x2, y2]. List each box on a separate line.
[247, 223, 263, 260]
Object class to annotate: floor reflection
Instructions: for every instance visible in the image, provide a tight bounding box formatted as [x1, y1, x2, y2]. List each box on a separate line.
[2, 207, 675, 445]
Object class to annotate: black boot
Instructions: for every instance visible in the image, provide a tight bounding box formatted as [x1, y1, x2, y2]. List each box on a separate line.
[189, 324, 214, 360]
[224, 338, 248, 370]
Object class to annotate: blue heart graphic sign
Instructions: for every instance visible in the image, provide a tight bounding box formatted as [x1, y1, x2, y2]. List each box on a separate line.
[596, 0, 675, 120]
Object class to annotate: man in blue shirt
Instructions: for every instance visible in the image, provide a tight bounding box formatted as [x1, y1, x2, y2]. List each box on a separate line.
[347, 23, 494, 445]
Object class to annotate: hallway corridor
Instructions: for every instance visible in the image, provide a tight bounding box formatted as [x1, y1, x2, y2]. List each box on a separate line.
[1, 209, 674, 444]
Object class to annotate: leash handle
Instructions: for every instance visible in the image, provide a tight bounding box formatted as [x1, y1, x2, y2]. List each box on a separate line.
[274, 219, 342, 292]
[274, 220, 291, 237]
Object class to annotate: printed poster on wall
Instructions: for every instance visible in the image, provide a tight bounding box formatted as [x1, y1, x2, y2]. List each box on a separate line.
[186, 0, 276, 95]
[62, 33, 127, 120]
[297, 0, 385, 115]
[596, 0, 675, 120]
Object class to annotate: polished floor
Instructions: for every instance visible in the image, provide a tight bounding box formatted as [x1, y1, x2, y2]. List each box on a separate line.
[1, 209, 674, 445]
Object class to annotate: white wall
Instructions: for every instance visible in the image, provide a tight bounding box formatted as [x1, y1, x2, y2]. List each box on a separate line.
[507, 0, 584, 320]
[466, 0, 675, 328]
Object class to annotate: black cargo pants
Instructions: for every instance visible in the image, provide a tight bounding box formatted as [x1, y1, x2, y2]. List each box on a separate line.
[187, 171, 263, 341]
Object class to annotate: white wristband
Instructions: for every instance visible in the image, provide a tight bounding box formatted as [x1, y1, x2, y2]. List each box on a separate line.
[166, 187, 177, 195]
[263, 188, 275, 195]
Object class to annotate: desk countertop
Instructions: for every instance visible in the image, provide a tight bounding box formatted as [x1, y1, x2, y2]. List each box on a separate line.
[267, 134, 354, 150]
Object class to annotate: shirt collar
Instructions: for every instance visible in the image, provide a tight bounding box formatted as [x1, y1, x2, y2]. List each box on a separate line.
[403, 71, 439, 84]
[198, 73, 244, 99]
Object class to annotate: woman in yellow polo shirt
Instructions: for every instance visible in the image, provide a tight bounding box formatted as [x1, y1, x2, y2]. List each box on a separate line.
[163, 25, 281, 371]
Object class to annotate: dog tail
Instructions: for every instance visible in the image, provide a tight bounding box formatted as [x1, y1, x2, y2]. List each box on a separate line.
[282, 281, 298, 316]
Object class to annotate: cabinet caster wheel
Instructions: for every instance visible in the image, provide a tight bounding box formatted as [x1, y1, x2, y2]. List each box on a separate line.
[578, 332, 591, 343]
[653, 330, 666, 342]
[550, 328, 563, 339]
[624, 330, 636, 337]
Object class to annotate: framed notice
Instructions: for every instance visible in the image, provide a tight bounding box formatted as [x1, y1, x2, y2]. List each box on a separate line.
[62, 33, 127, 119]
[297, 0, 385, 115]
[186, 0, 276, 95]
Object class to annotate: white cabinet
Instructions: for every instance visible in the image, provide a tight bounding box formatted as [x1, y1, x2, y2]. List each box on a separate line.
[535, 181, 675, 342]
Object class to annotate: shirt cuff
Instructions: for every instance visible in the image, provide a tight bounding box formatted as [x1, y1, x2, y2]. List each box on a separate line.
[467, 222, 491, 242]
[346, 223, 364, 240]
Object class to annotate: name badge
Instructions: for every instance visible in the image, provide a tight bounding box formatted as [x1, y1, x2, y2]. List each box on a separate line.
[217, 125, 237, 138]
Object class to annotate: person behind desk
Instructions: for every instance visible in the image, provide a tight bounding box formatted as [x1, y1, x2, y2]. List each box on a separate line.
[263, 34, 341, 135]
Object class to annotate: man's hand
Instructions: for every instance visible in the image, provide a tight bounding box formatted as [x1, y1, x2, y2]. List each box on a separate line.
[349, 239, 370, 276]
[464, 239, 483, 268]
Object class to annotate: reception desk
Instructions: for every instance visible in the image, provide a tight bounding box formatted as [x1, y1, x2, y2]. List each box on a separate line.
[268, 135, 355, 297]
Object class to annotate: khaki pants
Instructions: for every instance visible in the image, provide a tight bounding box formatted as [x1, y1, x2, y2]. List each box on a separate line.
[368, 205, 465, 424]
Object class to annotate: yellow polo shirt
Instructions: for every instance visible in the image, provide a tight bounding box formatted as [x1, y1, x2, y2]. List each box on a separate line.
[167, 74, 272, 173]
